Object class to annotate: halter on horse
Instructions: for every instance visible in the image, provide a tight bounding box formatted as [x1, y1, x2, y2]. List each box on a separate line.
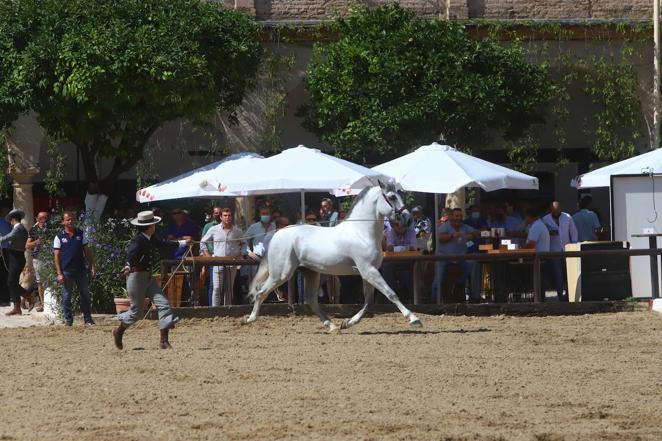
[245, 179, 422, 331]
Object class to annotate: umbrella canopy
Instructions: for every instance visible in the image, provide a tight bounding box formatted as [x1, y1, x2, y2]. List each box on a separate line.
[212, 145, 384, 195]
[136, 152, 263, 203]
[372, 143, 539, 193]
[571, 149, 661, 188]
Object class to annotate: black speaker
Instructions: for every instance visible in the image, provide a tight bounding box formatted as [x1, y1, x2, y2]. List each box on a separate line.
[580, 241, 631, 301]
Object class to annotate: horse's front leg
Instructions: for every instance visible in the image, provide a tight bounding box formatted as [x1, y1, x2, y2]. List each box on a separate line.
[358, 266, 422, 327]
[341, 281, 373, 330]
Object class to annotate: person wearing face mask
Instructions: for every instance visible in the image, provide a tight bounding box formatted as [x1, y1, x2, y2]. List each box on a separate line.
[542, 201, 577, 302]
[244, 206, 275, 262]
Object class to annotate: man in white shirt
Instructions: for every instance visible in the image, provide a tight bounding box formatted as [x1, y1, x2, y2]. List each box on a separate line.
[201, 208, 246, 306]
[542, 201, 577, 301]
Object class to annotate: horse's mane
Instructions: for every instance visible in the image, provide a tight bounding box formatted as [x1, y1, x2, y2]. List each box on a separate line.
[344, 180, 396, 219]
[345, 186, 373, 219]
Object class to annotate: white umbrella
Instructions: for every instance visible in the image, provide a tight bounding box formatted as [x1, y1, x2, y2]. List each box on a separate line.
[571, 149, 661, 188]
[136, 152, 263, 203]
[205, 145, 385, 221]
[372, 142, 539, 248]
[373, 143, 539, 193]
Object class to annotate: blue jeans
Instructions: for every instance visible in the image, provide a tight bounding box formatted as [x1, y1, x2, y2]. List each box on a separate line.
[61, 271, 92, 324]
[431, 260, 474, 302]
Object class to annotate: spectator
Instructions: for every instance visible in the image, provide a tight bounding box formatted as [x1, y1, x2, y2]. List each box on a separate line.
[505, 200, 523, 223]
[382, 211, 417, 301]
[241, 206, 276, 297]
[245, 206, 275, 259]
[542, 201, 577, 302]
[305, 212, 320, 226]
[488, 206, 507, 229]
[201, 208, 245, 306]
[165, 208, 200, 260]
[522, 207, 550, 252]
[1, 209, 30, 316]
[522, 206, 554, 302]
[464, 205, 489, 302]
[0, 206, 11, 306]
[432, 208, 479, 302]
[53, 211, 96, 325]
[26, 211, 50, 312]
[572, 195, 601, 242]
[412, 206, 432, 252]
[270, 208, 282, 223]
[200, 206, 221, 305]
[319, 198, 338, 227]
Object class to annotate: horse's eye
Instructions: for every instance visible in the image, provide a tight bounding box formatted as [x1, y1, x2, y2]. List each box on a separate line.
[387, 194, 396, 201]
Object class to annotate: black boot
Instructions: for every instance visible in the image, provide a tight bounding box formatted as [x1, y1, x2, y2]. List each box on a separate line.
[159, 328, 171, 349]
[112, 324, 126, 350]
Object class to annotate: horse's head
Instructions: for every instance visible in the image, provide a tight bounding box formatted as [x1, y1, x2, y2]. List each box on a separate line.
[377, 178, 405, 221]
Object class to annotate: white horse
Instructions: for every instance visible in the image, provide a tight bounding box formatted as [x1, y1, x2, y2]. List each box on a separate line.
[245, 179, 422, 331]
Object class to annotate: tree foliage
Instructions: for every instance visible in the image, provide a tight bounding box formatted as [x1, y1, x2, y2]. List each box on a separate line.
[0, 0, 261, 189]
[301, 4, 554, 163]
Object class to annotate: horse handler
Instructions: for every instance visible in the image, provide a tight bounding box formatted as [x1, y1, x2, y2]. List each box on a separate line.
[112, 210, 189, 350]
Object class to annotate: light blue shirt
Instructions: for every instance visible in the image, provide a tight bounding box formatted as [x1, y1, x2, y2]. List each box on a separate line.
[526, 219, 550, 252]
[436, 222, 475, 255]
[572, 209, 600, 242]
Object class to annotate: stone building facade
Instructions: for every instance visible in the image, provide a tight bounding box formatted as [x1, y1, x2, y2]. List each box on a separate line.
[236, 0, 651, 21]
[6, 1, 654, 218]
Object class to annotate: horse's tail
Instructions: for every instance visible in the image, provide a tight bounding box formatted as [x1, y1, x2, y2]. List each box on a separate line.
[247, 255, 270, 303]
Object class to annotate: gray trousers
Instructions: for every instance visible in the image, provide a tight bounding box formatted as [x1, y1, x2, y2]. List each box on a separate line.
[212, 266, 237, 306]
[119, 272, 180, 330]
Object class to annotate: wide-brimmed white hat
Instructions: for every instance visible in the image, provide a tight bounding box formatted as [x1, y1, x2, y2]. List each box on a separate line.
[130, 210, 162, 226]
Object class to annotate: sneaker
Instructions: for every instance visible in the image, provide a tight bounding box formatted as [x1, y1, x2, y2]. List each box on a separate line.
[84, 321, 95, 327]
[64, 322, 73, 327]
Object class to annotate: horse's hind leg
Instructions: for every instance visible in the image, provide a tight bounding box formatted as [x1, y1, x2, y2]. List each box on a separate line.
[341, 281, 373, 330]
[301, 269, 338, 332]
[358, 266, 422, 327]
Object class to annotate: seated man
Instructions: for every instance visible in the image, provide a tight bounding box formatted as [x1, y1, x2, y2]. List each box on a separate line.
[432, 208, 479, 302]
[381, 210, 417, 301]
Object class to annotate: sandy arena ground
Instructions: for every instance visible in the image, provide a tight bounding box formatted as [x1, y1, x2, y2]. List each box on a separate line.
[1, 311, 661, 441]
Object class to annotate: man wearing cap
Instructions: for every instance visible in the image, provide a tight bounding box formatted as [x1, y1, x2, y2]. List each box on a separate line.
[112, 210, 189, 350]
[53, 211, 96, 325]
[1, 209, 30, 316]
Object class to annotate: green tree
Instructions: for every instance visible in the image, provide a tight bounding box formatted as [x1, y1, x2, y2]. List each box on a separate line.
[0, 0, 261, 193]
[301, 4, 554, 163]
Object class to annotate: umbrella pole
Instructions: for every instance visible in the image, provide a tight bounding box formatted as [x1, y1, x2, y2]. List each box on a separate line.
[300, 191, 305, 224]
[433, 194, 439, 253]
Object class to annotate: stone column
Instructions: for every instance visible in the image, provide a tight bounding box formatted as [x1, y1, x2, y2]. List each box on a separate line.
[233, 0, 255, 15]
[10, 169, 39, 229]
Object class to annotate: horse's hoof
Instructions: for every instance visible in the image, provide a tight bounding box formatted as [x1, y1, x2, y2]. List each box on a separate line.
[326, 322, 341, 334]
[410, 318, 423, 327]
[241, 315, 254, 325]
[340, 319, 350, 330]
